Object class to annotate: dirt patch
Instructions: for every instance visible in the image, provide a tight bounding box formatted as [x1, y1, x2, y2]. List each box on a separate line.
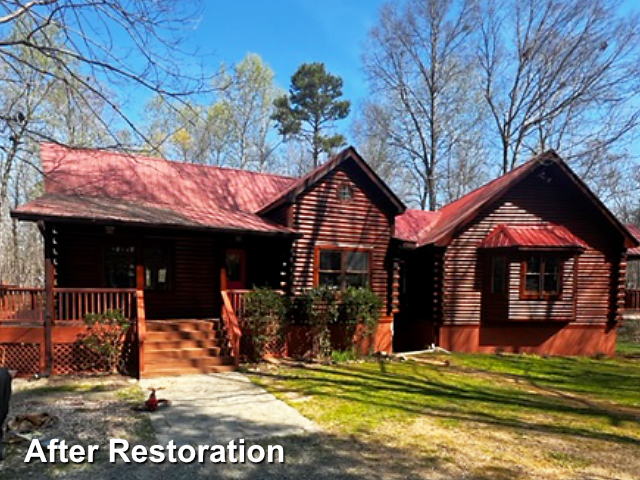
[0, 375, 153, 479]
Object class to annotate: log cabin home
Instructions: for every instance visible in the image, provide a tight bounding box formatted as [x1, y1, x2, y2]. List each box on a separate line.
[1, 144, 639, 377]
[394, 150, 640, 355]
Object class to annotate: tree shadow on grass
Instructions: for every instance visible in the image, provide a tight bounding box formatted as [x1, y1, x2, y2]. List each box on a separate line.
[248, 363, 640, 447]
[2, 426, 444, 480]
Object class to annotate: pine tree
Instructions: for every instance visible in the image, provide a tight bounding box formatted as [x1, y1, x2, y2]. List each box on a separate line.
[272, 63, 350, 168]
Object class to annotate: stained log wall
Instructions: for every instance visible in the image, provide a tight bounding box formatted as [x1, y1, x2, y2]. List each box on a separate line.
[289, 162, 394, 312]
[56, 226, 220, 319]
[439, 163, 626, 354]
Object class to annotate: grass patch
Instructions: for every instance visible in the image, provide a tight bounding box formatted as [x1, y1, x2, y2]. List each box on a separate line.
[447, 352, 640, 407]
[250, 354, 640, 480]
[617, 341, 640, 356]
[546, 450, 592, 469]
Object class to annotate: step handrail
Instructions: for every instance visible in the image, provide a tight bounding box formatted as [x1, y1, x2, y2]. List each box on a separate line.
[221, 290, 242, 367]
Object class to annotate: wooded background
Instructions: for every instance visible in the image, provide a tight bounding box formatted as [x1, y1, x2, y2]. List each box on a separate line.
[1, 0, 639, 286]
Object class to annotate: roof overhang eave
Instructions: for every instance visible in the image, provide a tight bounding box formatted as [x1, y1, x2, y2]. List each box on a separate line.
[11, 211, 302, 238]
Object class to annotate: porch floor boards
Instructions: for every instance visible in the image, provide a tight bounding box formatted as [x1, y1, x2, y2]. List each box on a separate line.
[142, 319, 236, 378]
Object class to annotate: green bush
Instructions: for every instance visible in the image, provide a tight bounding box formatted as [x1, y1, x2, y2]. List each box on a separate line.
[290, 286, 382, 358]
[339, 287, 382, 354]
[293, 286, 340, 359]
[243, 288, 287, 361]
[82, 309, 131, 373]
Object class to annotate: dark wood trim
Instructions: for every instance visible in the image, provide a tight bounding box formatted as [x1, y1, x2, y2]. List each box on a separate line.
[12, 212, 300, 238]
[258, 147, 405, 216]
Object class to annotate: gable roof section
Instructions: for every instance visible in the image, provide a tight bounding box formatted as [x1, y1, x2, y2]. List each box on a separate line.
[394, 209, 441, 243]
[395, 150, 639, 249]
[12, 143, 298, 235]
[478, 224, 586, 250]
[627, 224, 640, 258]
[258, 146, 405, 217]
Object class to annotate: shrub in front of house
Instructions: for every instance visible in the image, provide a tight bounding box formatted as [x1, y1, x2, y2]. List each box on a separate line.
[243, 286, 383, 361]
[338, 286, 383, 355]
[243, 288, 288, 361]
[286, 286, 383, 359]
[290, 286, 340, 359]
[82, 309, 131, 374]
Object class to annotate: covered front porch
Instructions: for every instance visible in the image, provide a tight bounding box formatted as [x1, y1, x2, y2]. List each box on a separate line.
[0, 220, 294, 377]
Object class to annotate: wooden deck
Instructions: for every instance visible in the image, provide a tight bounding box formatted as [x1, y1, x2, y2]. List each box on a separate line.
[0, 285, 247, 377]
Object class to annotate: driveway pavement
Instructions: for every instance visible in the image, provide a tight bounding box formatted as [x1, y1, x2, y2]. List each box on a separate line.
[138, 372, 318, 446]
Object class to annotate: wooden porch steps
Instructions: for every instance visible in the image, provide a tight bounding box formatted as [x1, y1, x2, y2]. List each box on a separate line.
[142, 319, 236, 377]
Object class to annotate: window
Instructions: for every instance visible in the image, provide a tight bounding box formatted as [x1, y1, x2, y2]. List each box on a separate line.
[317, 248, 370, 289]
[104, 243, 171, 290]
[104, 245, 136, 288]
[522, 255, 561, 299]
[144, 246, 170, 291]
[491, 256, 507, 294]
[337, 183, 354, 202]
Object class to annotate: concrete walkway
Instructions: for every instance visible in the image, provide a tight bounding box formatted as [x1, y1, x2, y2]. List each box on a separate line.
[138, 372, 318, 446]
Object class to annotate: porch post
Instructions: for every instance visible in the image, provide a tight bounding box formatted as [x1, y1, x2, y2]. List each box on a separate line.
[220, 265, 227, 292]
[135, 243, 146, 377]
[43, 222, 54, 376]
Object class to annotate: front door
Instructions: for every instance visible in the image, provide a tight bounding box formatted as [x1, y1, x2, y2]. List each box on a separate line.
[225, 249, 246, 290]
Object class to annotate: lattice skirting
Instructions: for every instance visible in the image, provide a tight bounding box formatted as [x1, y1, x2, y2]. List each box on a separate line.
[0, 339, 136, 376]
[53, 341, 136, 375]
[0, 343, 41, 375]
[53, 343, 107, 375]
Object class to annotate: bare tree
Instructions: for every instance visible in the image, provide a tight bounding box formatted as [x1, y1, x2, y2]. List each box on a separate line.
[0, 1, 210, 148]
[143, 54, 284, 172]
[363, 0, 485, 210]
[0, 2, 210, 284]
[478, 0, 640, 178]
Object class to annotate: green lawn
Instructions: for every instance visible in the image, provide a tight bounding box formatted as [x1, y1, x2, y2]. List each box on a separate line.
[250, 353, 640, 480]
[618, 340, 640, 356]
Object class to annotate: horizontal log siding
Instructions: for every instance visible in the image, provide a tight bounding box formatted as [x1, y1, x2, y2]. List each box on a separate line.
[291, 166, 392, 311]
[144, 237, 218, 319]
[443, 164, 624, 326]
[55, 227, 219, 319]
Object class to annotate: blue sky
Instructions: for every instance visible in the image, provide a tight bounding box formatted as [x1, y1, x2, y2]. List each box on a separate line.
[191, 0, 388, 107]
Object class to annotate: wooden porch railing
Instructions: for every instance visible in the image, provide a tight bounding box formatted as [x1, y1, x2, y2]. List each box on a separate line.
[1, 287, 139, 324]
[54, 288, 137, 323]
[226, 289, 249, 319]
[221, 290, 242, 367]
[1, 285, 146, 377]
[0, 286, 45, 324]
[627, 289, 640, 311]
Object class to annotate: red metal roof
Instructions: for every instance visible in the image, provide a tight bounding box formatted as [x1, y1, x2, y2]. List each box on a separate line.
[40, 143, 297, 212]
[13, 143, 298, 235]
[394, 209, 440, 243]
[393, 155, 544, 246]
[478, 224, 586, 249]
[394, 150, 639, 249]
[14, 194, 294, 234]
[627, 224, 640, 258]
